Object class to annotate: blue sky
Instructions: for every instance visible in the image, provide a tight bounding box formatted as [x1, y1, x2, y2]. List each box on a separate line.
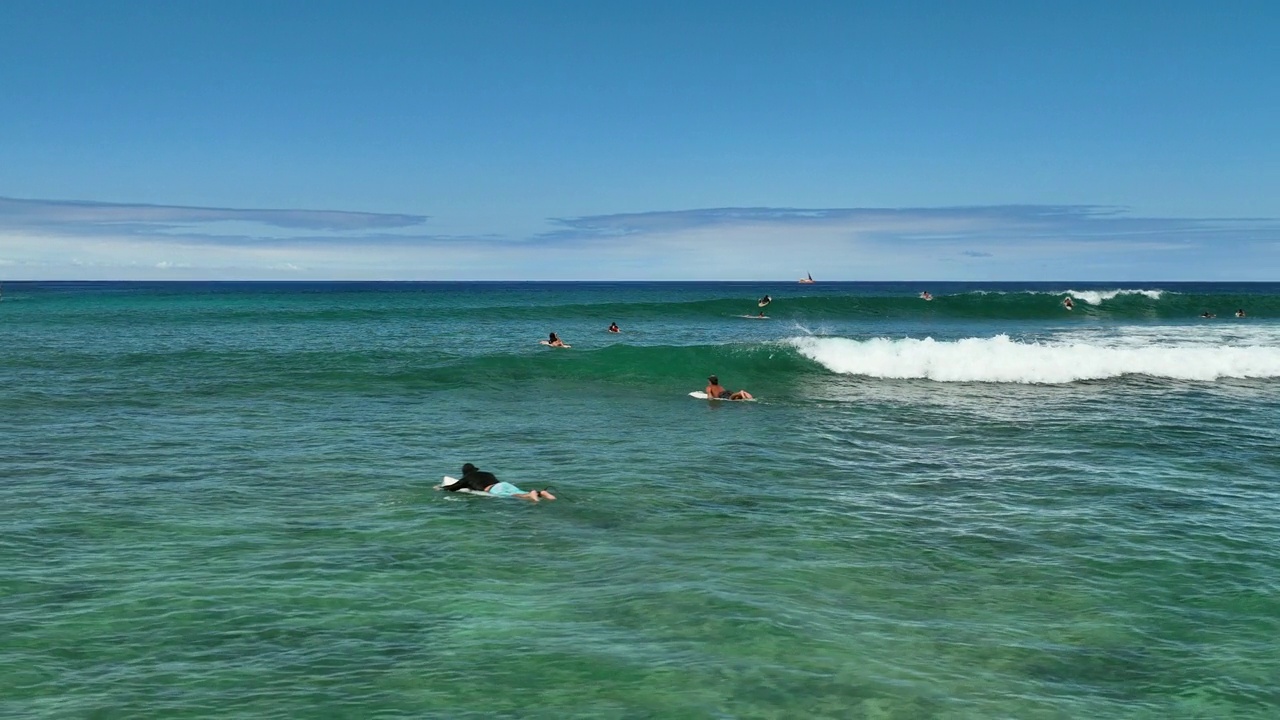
[1, 0, 1276, 280]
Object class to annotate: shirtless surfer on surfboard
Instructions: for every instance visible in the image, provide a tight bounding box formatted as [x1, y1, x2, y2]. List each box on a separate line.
[705, 375, 753, 401]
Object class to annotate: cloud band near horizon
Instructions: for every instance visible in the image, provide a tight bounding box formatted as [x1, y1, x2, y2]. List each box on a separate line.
[0, 196, 1276, 280]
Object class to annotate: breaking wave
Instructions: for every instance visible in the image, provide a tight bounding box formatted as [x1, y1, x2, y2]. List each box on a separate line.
[789, 334, 1280, 384]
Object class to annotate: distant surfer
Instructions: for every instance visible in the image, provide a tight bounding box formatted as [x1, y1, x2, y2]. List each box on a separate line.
[1235, 309, 1246, 318]
[1200, 311, 1215, 319]
[608, 322, 620, 333]
[1063, 296, 1074, 311]
[920, 291, 933, 301]
[440, 463, 556, 502]
[757, 294, 772, 308]
[705, 375, 753, 401]
[542, 332, 569, 348]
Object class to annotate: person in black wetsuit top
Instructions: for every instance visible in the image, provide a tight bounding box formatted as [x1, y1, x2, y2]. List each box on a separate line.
[440, 463, 555, 501]
[443, 463, 497, 492]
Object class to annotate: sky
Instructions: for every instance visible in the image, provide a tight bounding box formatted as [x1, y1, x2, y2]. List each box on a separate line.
[1, 0, 1277, 280]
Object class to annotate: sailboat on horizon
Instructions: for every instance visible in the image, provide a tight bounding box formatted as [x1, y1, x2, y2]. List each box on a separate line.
[798, 272, 815, 284]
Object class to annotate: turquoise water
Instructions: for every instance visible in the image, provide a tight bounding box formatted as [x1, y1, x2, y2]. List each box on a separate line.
[2, 281, 1279, 719]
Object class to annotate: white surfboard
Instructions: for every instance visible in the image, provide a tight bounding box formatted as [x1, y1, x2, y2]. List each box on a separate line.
[539, 340, 572, 348]
[738, 314, 769, 319]
[689, 391, 756, 402]
[436, 476, 497, 497]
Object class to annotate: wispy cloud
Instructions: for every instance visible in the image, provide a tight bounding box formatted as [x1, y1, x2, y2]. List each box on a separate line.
[0, 196, 429, 237]
[1, 197, 1276, 280]
[542, 205, 1275, 245]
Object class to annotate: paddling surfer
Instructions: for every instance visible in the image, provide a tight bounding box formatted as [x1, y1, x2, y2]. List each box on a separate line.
[440, 463, 556, 501]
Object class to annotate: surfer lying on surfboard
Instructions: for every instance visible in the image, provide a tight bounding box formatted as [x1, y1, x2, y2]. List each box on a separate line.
[705, 375, 753, 401]
[439, 463, 556, 501]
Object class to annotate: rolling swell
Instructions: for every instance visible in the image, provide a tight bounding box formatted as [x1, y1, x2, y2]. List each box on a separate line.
[3, 342, 823, 402]
[773, 290, 1276, 321]
[439, 289, 1278, 321]
[430, 342, 818, 390]
[8, 283, 1276, 324]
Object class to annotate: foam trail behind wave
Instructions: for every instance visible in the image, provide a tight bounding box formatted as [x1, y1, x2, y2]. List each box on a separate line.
[789, 335, 1280, 384]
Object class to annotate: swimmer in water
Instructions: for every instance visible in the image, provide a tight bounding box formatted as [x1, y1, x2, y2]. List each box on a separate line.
[608, 322, 620, 333]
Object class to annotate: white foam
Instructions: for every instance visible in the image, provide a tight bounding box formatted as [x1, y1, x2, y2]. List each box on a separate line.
[967, 288, 1167, 304]
[1054, 324, 1280, 349]
[789, 334, 1280, 384]
[1063, 288, 1165, 305]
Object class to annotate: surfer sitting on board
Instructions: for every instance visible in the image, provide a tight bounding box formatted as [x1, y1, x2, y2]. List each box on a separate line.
[705, 375, 753, 401]
[543, 332, 569, 347]
[440, 463, 556, 501]
[608, 322, 620, 333]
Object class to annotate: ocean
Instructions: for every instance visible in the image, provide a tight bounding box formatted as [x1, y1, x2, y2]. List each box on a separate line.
[2, 280, 1278, 719]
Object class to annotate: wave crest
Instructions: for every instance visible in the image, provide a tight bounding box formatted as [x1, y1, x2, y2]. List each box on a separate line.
[789, 335, 1280, 384]
[1064, 288, 1165, 305]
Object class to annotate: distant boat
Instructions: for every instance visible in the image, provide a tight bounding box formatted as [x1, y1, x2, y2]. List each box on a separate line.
[798, 272, 815, 284]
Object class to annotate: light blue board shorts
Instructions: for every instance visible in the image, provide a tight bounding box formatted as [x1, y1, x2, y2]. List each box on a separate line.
[487, 482, 525, 497]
